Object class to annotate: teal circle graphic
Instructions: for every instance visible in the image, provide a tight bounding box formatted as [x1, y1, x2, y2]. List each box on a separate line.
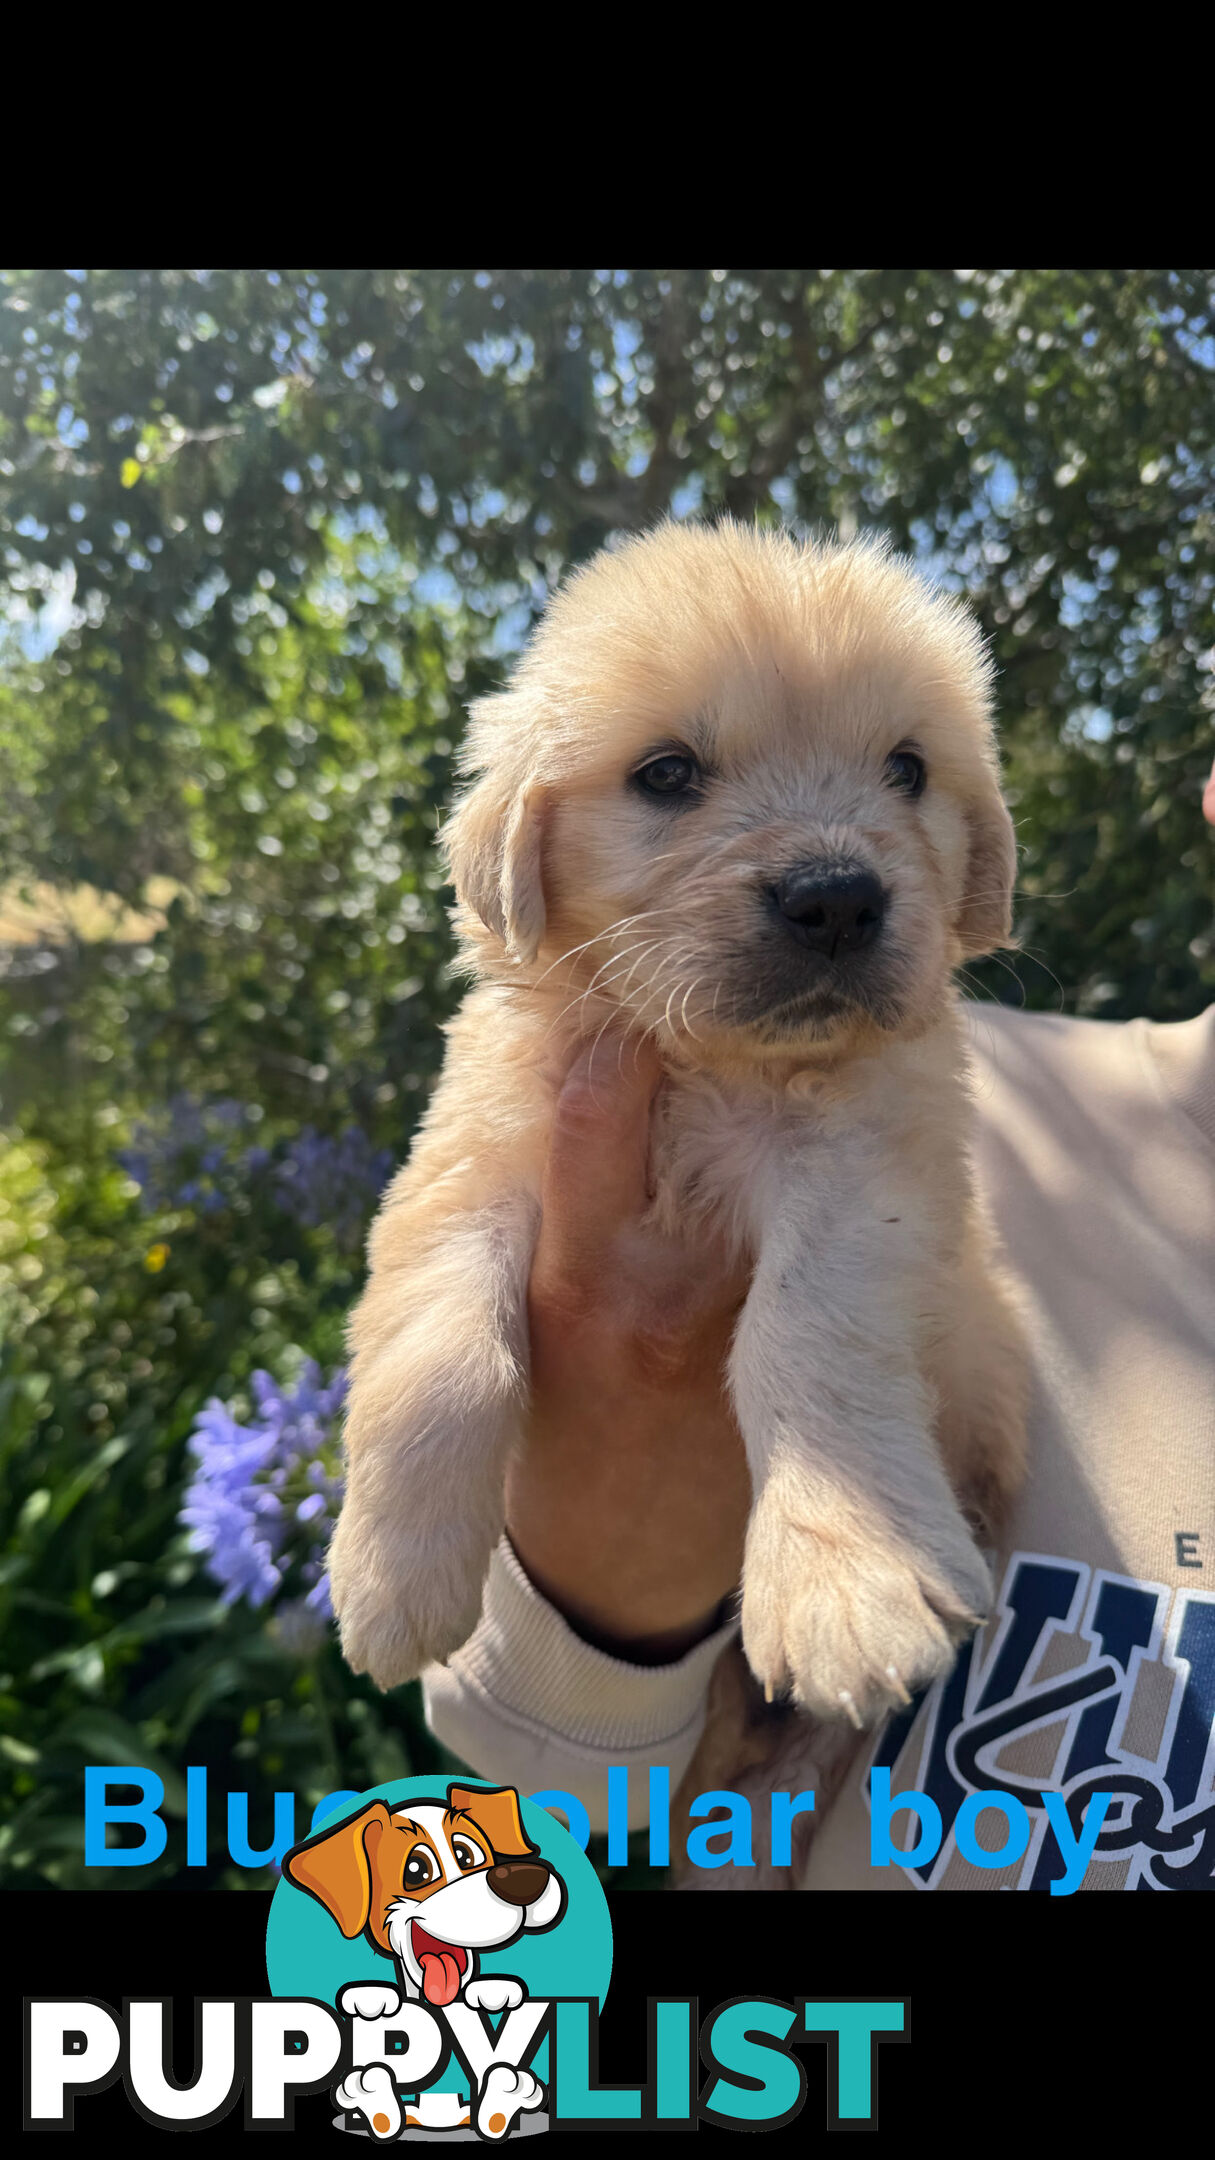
[265, 1776, 612, 2104]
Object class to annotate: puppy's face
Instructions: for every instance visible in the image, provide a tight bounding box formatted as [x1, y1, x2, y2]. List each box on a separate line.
[282, 1785, 565, 2009]
[445, 522, 1016, 1065]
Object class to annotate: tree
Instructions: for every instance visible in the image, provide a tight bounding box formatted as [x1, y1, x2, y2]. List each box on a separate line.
[2, 268, 1212, 1042]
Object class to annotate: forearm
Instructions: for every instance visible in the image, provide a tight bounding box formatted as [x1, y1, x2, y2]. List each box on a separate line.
[422, 1535, 739, 1831]
[423, 1035, 751, 1822]
[503, 1388, 749, 1661]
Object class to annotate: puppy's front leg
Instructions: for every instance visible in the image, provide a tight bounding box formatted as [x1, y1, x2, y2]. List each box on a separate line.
[732, 1170, 992, 1727]
[329, 1195, 537, 1689]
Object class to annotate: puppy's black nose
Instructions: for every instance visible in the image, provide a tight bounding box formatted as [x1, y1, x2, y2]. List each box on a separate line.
[771, 865, 886, 956]
[487, 1860, 550, 1906]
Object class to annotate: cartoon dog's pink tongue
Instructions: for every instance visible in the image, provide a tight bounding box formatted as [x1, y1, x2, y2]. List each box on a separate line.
[418, 1952, 462, 2006]
[412, 1924, 467, 2007]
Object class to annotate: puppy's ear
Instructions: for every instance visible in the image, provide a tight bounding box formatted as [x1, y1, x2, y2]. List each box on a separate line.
[281, 1800, 392, 1937]
[442, 725, 548, 965]
[955, 784, 1018, 958]
[448, 1783, 536, 1860]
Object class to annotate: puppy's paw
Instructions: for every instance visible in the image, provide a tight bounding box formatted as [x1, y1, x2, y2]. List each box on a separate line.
[477, 2063, 544, 2140]
[742, 1487, 991, 1726]
[336, 2062, 401, 2141]
[329, 1507, 493, 1689]
[955, 1425, 1027, 1546]
[339, 1982, 401, 2022]
[463, 1976, 525, 2014]
[957, 1466, 1016, 1548]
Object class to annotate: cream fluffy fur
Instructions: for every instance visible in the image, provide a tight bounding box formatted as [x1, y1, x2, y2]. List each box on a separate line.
[328, 519, 1028, 1725]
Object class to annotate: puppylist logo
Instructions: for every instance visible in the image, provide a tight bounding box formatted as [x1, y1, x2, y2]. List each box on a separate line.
[271, 1778, 591, 2139]
[22, 1775, 907, 2137]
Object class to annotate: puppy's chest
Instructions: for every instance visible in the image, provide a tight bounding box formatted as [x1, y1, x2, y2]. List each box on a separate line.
[646, 1075, 840, 1255]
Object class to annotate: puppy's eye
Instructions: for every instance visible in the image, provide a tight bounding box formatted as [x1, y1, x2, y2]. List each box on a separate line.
[451, 1836, 486, 1872]
[633, 751, 699, 800]
[885, 746, 927, 798]
[402, 1845, 438, 1889]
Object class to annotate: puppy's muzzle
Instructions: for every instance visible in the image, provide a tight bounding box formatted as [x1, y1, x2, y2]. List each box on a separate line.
[487, 1860, 551, 1906]
[768, 862, 886, 959]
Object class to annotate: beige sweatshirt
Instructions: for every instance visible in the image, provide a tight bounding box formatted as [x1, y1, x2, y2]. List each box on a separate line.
[423, 1002, 1215, 1891]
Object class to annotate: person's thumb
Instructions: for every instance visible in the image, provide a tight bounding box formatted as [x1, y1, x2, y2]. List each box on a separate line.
[533, 1034, 662, 1288]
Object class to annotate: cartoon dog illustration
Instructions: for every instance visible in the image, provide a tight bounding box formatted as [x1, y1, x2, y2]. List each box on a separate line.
[282, 1783, 565, 2139]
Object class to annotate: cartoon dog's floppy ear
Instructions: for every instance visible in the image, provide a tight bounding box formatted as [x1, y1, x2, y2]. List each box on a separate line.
[281, 1799, 393, 1938]
[448, 1783, 536, 1860]
[441, 699, 547, 965]
[955, 781, 1018, 959]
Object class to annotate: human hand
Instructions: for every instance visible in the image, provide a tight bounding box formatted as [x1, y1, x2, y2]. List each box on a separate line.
[505, 1037, 753, 1664]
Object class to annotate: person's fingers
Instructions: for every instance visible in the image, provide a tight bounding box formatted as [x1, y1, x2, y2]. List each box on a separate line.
[533, 1034, 663, 1289]
[1203, 754, 1215, 829]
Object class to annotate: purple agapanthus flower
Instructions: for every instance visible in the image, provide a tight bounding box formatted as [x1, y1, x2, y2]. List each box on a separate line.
[119, 1094, 259, 1216]
[181, 1359, 347, 1638]
[120, 1095, 391, 1249]
[274, 1126, 394, 1247]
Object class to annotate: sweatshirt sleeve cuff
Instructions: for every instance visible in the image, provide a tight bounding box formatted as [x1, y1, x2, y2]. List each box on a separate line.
[420, 1535, 739, 1832]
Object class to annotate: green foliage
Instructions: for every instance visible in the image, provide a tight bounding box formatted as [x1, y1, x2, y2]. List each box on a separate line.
[0, 269, 1211, 1889]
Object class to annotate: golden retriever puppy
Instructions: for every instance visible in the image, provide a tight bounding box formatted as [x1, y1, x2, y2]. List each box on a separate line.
[328, 518, 1028, 1727]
